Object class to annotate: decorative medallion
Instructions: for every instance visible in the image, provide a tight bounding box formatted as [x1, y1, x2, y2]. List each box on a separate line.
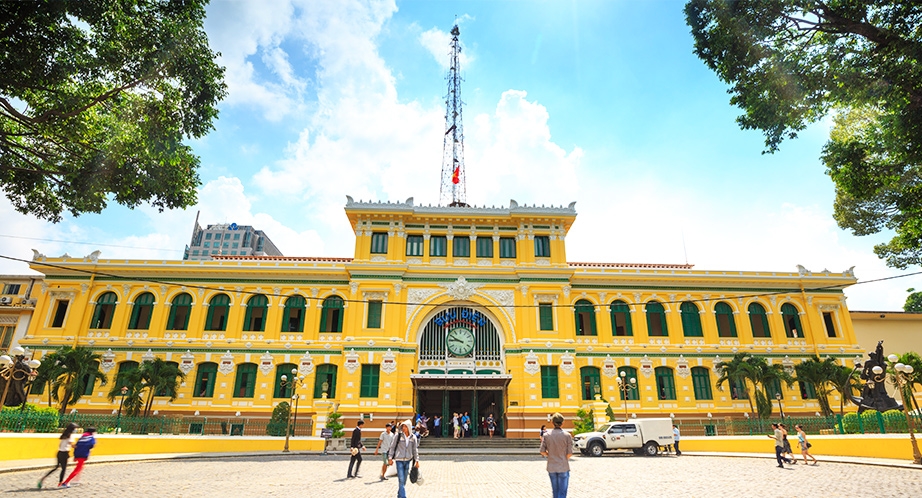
[381, 349, 397, 374]
[259, 351, 274, 375]
[524, 350, 540, 375]
[406, 288, 438, 319]
[442, 276, 482, 300]
[675, 355, 690, 379]
[639, 355, 654, 378]
[782, 355, 795, 376]
[560, 353, 575, 375]
[219, 351, 235, 375]
[100, 349, 116, 373]
[179, 350, 196, 375]
[298, 352, 314, 375]
[141, 349, 155, 363]
[344, 349, 360, 374]
[602, 355, 617, 378]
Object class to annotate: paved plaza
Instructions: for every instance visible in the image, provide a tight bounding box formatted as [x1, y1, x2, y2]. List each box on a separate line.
[2, 453, 920, 497]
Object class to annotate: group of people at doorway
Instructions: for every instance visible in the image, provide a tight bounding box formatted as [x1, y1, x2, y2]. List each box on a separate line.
[399, 411, 498, 439]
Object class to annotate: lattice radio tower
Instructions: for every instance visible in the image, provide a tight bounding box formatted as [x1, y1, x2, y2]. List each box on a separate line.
[439, 25, 468, 207]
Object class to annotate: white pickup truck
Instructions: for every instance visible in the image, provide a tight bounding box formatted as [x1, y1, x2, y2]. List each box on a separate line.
[572, 418, 674, 457]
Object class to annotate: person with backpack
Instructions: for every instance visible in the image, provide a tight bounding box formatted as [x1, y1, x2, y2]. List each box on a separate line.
[387, 420, 420, 498]
[60, 427, 96, 488]
[37, 422, 78, 489]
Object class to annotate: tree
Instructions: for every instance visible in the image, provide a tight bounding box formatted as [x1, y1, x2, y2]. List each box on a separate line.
[715, 352, 758, 416]
[905, 288, 922, 312]
[747, 355, 795, 419]
[48, 346, 107, 415]
[795, 356, 839, 416]
[325, 410, 345, 439]
[107, 358, 184, 418]
[829, 363, 861, 416]
[0, 0, 226, 222]
[685, 1, 922, 268]
[31, 350, 66, 408]
[266, 401, 291, 437]
[572, 408, 595, 435]
[890, 351, 922, 414]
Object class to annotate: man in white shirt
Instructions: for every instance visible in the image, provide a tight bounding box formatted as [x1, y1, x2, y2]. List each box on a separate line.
[374, 423, 395, 481]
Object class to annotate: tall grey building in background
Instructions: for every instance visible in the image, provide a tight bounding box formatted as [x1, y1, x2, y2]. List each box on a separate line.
[184, 212, 283, 261]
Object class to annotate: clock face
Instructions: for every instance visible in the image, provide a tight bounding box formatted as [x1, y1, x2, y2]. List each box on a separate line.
[446, 326, 475, 356]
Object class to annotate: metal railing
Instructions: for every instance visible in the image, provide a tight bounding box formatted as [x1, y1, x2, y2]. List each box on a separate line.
[675, 411, 922, 436]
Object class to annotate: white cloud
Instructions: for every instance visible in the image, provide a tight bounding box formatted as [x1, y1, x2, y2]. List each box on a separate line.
[419, 25, 474, 70]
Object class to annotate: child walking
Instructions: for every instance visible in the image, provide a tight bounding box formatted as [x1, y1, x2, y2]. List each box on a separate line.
[37, 423, 78, 489]
[60, 427, 96, 488]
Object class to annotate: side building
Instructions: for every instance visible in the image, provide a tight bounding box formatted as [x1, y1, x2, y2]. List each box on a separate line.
[184, 219, 283, 261]
[0, 274, 42, 350]
[21, 198, 863, 437]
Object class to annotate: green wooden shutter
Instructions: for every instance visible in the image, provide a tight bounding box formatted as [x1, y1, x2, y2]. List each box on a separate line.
[539, 303, 554, 330]
[541, 366, 559, 398]
[367, 301, 382, 328]
[360, 364, 380, 397]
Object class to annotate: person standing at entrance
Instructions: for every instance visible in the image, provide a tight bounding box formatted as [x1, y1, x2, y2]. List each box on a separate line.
[374, 422, 394, 481]
[539, 413, 572, 498]
[452, 413, 460, 439]
[461, 411, 470, 438]
[487, 413, 496, 438]
[347, 420, 365, 478]
[433, 415, 441, 437]
[388, 420, 420, 498]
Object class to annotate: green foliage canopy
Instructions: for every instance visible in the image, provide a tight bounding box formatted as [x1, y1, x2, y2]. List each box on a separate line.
[686, 1, 922, 267]
[0, 0, 226, 222]
[905, 288, 922, 312]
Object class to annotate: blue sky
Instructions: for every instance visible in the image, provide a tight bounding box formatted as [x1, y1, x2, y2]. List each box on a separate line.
[1, 0, 917, 311]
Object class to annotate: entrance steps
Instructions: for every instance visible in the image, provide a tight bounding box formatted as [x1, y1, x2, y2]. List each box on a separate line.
[418, 436, 541, 454]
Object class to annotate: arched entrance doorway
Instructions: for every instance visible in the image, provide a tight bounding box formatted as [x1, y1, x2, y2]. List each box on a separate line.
[412, 305, 510, 438]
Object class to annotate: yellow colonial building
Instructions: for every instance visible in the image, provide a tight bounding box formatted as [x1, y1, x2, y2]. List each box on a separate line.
[21, 197, 864, 437]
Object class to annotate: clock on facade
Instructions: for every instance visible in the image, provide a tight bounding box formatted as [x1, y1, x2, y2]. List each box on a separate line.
[446, 326, 475, 356]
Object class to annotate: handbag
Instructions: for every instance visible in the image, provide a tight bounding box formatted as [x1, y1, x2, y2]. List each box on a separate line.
[409, 463, 419, 484]
[350, 447, 359, 456]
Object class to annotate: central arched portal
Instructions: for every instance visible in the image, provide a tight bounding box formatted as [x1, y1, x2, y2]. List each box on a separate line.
[412, 305, 511, 438]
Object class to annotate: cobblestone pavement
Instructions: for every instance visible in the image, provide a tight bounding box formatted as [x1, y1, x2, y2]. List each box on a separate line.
[2, 453, 920, 497]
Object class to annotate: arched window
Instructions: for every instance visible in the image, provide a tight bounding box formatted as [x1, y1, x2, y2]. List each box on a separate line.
[580, 366, 602, 400]
[128, 292, 155, 330]
[645, 301, 668, 336]
[573, 300, 597, 336]
[617, 366, 639, 401]
[81, 361, 101, 396]
[205, 294, 230, 331]
[313, 364, 337, 398]
[655, 367, 676, 400]
[114, 360, 139, 390]
[243, 294, 268, 332]
[715, 302, 737, 337]
[155, 361, 181, 397]
[167, 293, 193, 331]
[609, 300, 633, 336]
[680, 301, 703, 337]
[234, 363, 258, 398]
[781, 303, 802, 338]
[748, 303, 771, 338]
[194, 362, 218, 397]
[282, 295, 306, 332]
[319, 296, 344, 333]
[691, 367, 712, 400]
[91, 292, 118, 329]
[273, 363, 298, 398]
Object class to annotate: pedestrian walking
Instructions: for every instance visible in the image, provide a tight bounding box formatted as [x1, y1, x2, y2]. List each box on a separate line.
[539, 413, 573, 498]
[672, 425, 681, 456]
[60, 427, 96, 488]
[780, 423, 797, 464]
[346, 420, 365, 478]
[540, 424, 547, 443]
[374, 422, 395, 481]
[387, 420, 420, 498]
[767, 423, 791, 468]
[37, 422, 77, 489]
[795, 424, 818, 465]
[487, 413, 496, 438]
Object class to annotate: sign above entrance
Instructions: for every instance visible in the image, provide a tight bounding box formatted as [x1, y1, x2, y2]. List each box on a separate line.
[433, 308, 487, 328]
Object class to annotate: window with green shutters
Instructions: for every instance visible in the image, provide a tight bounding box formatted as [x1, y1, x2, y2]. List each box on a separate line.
[476, 236, 493, 258]
[128, 292, 155, 330]
[243, 294, 268, 331]
[748, 302, 771, 337]
[406, 235, 424, 256]
[574, 299, 597, 335]
[581, 366, 602, 400]
[655, 367, 676, 400]
[194, 362, 218, 397]
[680, 301, 703, 337]
[367, 300, 382, 328]
[233, 363, 257, 398]
[274, 363, 297, 398]
[541, 366, 559, 398]
[282, 295, 306, 332]
[715, 302, 738, 337]
[539, 303, 554, 330]
[781, 303, 802, 338]
[319, 296, 344, 332]
[155, 361, 181, 397]
[534, 235, 550, 257]
[767, 378, 784, 399]
[645, 301, 668, 336]
[499, 237, 516, 258]
[167, 293, 192, 331]
[360, 364, 380, 397]
[691, 367, 713, 400]
[618, 367, 639, 400]
[91, 292, 118, 329]
[430, 236, 447, 257]
[609, 301, 633, 336]
[205, 294, 230, 331]
[370, 232, 388, 254]
[453, 236, 470, 257]
[81, 362, 100, 396]
[115, 361, 139, 390]
[730, 378, 748, 400]
[313, 364, 337, 398]
[799, 381, 817, 399]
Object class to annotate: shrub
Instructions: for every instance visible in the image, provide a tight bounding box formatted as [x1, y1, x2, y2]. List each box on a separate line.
[326, 411, 345, 438]
[572, 408, 595, 435]
[266, 401, 290, 436]
[841, 412, 860, 434]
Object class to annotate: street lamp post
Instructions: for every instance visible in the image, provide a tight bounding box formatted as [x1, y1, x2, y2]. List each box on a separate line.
[116, 386, 128, 433]
[616, 371, 637, 421]
[279, 368, 307, 453]
[775, 392, 785, 422]
[0, 346, 41, 408]
[886, 354, 922, 465]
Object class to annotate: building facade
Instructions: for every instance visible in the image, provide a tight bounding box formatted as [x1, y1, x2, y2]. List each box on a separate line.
[184, 219, 282, 261]
[0, 274, 42, 351]
[21, 199, 864, 437]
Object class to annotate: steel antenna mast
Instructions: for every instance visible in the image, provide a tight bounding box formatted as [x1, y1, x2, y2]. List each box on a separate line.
[439, 24, 468, 207]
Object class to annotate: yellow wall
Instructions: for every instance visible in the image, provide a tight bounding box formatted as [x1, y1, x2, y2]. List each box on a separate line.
[681, 434, 915, 461]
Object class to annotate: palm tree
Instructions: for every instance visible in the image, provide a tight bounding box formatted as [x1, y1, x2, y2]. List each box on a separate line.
[891, 352, 922, 414]
[747, 356, 794, 419]
[829, 363, 860, 416]
[715, 353, 758, 417]
[49, 346, 107, 415]
[31, 350, 66, 408]
[795, 356, 838, 416]
[109, 358, 185, 418]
